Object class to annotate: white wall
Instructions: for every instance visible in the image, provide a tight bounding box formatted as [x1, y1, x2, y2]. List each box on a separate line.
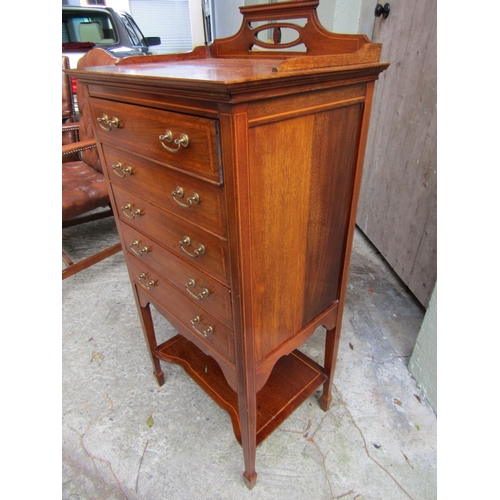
[324, 0, 376, 37]
[99, 0, 131, 11]
[212, 0, 244, 40]
[189, 0, 206, 47]
[331, 0, 362, 33]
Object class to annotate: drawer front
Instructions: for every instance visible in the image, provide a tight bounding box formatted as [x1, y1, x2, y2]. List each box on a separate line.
[127, 255, 234, 363]
[112, 183, 230, 284]
[91, 98, 222, 184]
[120, 223, 233, 326]
[102, 145, 227, 237]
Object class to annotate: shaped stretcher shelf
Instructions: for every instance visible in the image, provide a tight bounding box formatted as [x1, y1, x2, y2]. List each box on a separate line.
[155, 334, 327, 446]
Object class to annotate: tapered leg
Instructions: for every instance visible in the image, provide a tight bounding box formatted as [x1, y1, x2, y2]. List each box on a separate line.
[238, 383, 257, 488]
[137, 299, 165, 386]
[237, 375, 258, 489]
[320, 325, 341, 411]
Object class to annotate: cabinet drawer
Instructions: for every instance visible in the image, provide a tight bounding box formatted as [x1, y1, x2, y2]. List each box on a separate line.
[112, 183, 230, 284]
[91, 98, 221, 184]
[120, 223, 233, 326]
[102, 145, 227, 237]
[127, 255, 235, 364]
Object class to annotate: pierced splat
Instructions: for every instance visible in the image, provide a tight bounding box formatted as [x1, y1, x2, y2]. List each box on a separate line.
[251, 22, 303, 51]
[211, 0, 376, 62]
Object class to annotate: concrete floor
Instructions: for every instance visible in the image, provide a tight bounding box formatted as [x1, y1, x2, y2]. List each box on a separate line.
[62, 217, 436, 499]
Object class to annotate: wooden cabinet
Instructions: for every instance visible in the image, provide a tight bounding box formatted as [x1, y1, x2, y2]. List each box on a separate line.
[69, 1, 388, 488]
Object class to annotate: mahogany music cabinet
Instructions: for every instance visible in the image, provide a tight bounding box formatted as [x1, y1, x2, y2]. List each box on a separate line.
[68, 1, 388, 488]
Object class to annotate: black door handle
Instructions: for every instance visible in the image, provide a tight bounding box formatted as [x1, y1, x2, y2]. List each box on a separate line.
[375, 3, 391, 19]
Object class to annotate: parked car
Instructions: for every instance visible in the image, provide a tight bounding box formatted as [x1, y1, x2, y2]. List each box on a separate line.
[62, 5, 160, 69]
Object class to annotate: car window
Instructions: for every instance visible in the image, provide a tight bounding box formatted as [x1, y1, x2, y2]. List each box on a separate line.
[62, 11, 117, 44]
[119, 13, 145, 47]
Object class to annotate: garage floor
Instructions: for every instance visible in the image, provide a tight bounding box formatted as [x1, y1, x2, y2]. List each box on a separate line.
[62, 217, 436, 500]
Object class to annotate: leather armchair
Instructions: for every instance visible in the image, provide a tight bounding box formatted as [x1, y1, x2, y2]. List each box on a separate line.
[62, 55, 79, 161]
[62, 49, 122, 280]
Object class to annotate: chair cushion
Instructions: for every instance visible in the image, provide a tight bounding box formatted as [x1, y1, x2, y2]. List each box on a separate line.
[62, 161, 110, 222]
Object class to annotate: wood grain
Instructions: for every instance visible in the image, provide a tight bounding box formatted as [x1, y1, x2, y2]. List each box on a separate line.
[357, 0, 436, 306]
[112, 183, 230, 283]
[155, 334, 327, 446]
[101, 144, 227, 236]
[70, 0, 389, 488]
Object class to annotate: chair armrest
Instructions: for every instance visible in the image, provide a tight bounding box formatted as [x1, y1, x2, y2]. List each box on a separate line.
[62, 139, 97, 157]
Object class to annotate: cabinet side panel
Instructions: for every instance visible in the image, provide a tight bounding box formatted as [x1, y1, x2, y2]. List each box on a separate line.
[248, 115, 314, 363]
[248, 104, 363, 363]
[302, 104, 363, 324]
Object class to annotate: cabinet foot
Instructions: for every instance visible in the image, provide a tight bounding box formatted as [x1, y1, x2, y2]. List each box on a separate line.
[319, 393, 332, 411]
[154, 368, 165, 386]
[321, 324, 339, 412]
[243, 471, 257, 489]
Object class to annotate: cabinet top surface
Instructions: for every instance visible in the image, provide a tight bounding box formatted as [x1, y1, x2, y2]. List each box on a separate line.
[67, 1, 388, 95]
[74, 56, 288, 84]
[68, 53, 388, 90]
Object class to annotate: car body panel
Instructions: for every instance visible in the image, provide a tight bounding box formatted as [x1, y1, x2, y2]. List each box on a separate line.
[62, 6, 160, 68]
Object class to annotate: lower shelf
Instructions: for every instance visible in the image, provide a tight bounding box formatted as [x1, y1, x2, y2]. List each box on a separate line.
[155, 334, 327, 446]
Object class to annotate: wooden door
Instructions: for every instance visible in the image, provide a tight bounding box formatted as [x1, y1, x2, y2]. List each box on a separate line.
[356, 0, 437, 307]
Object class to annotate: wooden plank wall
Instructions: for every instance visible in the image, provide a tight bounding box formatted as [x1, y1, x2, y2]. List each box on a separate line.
[356, 0, 437, 307]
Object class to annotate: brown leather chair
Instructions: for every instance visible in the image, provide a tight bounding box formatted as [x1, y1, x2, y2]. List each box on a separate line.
[62, 55, 76, 126]
[62, 49, 122, 280]
[62, 56, 79, 161]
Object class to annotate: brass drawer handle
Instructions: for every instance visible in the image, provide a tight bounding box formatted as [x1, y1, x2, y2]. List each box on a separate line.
[185, 278, 210, 301]
[179, 236, 205, 258]
[129, 239, 150, 257]
[111, 162, 133, 178]
[137, 273, 156, 290]
[97, 114, 120, 131]
[190, 315, 213, 338]
[121, 203, 143, 220]
[172, 186, 200, 208]
[159, 130, 190, 153]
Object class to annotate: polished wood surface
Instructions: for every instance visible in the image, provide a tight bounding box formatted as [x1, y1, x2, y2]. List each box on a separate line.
[101, 144, 227, 236]
[67, 0, 388, 488]
[120, 223, 233, 326]
[128, 257, 235, 363]
[156, 334, 327, 446]
[92, 99, 222, 184]
[111, 183, 230, 283]
[246, 103, 362, 363]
